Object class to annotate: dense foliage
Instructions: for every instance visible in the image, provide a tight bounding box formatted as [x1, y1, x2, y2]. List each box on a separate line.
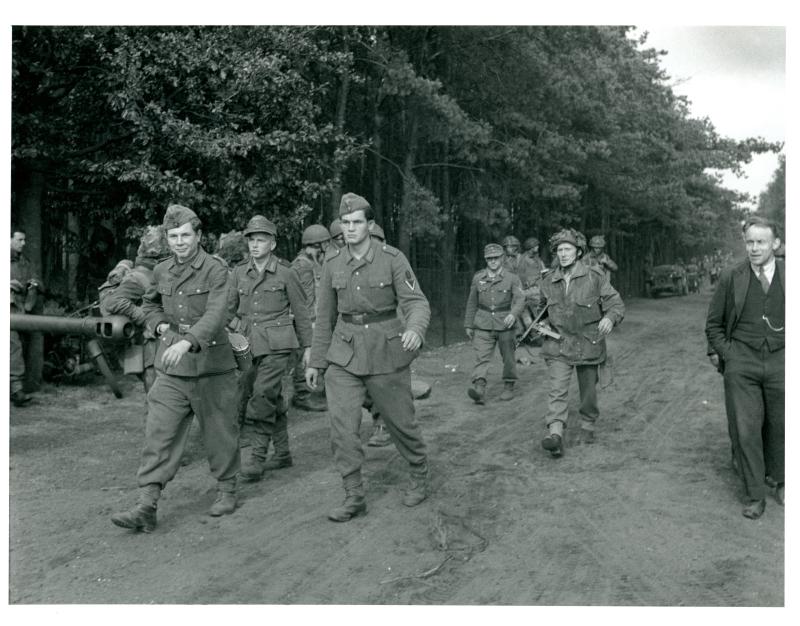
[12, 25, 782, 304]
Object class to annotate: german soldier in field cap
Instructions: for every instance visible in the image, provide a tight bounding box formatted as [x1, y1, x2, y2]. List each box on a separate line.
[111, 204, 242, 532]
[306, 192, 431, 521]
[464, 243, 526, 403]
[228, 215, 313, 480]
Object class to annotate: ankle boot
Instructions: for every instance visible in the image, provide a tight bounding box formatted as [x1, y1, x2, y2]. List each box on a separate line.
[240, 444, 268, 482]
[467, 378, 487, 405]
[328, 471, 367, 522]
[111, 483, 160, 532]
[264, 414, 293, 470]
[209, 480, 238, 516]
[499, 381, 514, 401]
[403, 463, 430, 507]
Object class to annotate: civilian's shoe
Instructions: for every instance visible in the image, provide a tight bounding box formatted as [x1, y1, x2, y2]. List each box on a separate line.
[209, 491, 237, 516]
[327, 495, 367, 522]
[111, 503, 157, 533]
[11, 390, 31, 407]
[541, 434, 563, 458]
[775, 484, 785, 506]
[367, 424, 392, 447]
[742, 499, 766, 519]
[262, 454, 293, 471]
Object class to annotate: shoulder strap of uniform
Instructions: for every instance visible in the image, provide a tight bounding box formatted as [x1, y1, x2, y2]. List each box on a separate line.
[380, 243, 400, 257]
[278, 257, 291, 268]
[323, 247, 341, 263]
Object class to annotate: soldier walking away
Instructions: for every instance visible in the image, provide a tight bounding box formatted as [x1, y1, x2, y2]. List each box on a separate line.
[10, 226, 41, 407]
[501, 235, 522, 275]
[705, 216, 784, 519]
[290, 224, 331, 413]
[464, 243, 525, 403]
[536, 228, 624, 457]
[228, 215, 313, 481]
[586, 235, 618, 278]
[100, 226, 170, 395]
[306, 192, 431, 522]
[111, 205, 242, 532]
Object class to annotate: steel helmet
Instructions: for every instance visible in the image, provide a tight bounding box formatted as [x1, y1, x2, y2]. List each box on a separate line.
[329, 219, 343, 238]
[302, 224, 332, 245]
[523, 236, 540, 251]
[549, 228, 586, 254]
[137, 225, 169, 259]
[502, 235, 521, 249]
[589, 235, 606, 248]
[217, 230, 249, 265]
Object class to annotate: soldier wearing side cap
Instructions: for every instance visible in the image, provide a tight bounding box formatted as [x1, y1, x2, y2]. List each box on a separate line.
[535, 228, 624, 458]
[464, 243, 526, 403]
[289, 224, 331, 413]
[227, 215, 313, 481]
[101, 226, 170, 395]
[111, 204, 242, 532]
[306, 192, 432, 522]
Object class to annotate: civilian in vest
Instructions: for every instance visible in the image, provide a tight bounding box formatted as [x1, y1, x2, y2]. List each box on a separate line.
[705, 216, 785, 519]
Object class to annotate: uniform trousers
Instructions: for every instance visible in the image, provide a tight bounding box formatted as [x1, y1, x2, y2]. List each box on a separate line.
[545, 359, 599, 435]
[325, 364, 427, 477]
[138, 371, 240, 487]
[723, 340, 784, 501]
[10, 329, 26, 393]
[242, 352, 291, 452]
[471, 328, 517, 383]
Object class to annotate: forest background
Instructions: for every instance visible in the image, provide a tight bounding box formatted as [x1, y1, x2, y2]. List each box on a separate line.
[11, 25, 786, 346]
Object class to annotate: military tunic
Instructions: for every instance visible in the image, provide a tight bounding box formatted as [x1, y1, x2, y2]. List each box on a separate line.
[310, 238, 430, 477]
[228, 254, 313, 455]
[10, 251, 40, 394]
[537, 260, 624, 434]
[464, 268, 525, 384]
[136, 247, 240, 488]
[290, 252, 325, 404]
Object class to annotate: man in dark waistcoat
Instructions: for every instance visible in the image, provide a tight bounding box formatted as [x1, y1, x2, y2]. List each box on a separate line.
[705, 215, 784, 519]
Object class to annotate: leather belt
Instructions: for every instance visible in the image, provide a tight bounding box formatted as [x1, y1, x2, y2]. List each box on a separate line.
[169, 323, 192, 334]
[340, 311, 396, 325]
[478, 305, 509, 314]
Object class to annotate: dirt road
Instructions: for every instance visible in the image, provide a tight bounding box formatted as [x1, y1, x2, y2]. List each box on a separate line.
[9, 288, 784, 605]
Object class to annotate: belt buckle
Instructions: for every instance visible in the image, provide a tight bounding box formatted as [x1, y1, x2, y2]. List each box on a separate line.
[351, 313, 365, 325]
[178, 323, 191, 333]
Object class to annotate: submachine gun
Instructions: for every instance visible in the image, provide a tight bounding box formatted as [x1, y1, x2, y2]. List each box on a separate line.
[11, 313, 134, 398]
[516, 303, 561, 347]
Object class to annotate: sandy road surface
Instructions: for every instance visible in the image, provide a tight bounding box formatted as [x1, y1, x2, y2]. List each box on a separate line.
[9, 289, 783, 605]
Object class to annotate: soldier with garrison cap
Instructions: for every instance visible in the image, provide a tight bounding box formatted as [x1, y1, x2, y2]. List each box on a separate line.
[289, 224, 331, 412]
[464, 243, 526, 403]
[228, 215, 313, 481]
[111, 204, 242, 532]
[306, 192, 431, 522]
[534, 228, 624, 458]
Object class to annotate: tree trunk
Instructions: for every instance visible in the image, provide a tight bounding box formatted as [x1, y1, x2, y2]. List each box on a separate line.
[372, 99, 385, 228]
[397, 110, 419, 256]
[440, 156, 454, 345]
[328, 34, 351, 224]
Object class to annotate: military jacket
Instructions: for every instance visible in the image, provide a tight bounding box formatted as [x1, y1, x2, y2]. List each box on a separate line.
[516, 254, 547, 289]
[291, 252, 322, 322]
[464, 268, 525, 331]
[537, 260, 624, 365]
[10, 251, 40, 312]
[310, 239, 430, 375]
[101, 266, 154, 325]
[143, 247, 236, 377]
[586, 251, 618, 274]
[228, 254, 313, 358]
[502, 254, 522, 276]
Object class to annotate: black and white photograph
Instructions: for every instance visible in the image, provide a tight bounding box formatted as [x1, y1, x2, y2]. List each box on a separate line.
[4, 2, 792, 618]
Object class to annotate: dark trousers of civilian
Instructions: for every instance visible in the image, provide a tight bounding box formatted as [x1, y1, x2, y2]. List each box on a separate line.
[723, 339, 784, 501]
